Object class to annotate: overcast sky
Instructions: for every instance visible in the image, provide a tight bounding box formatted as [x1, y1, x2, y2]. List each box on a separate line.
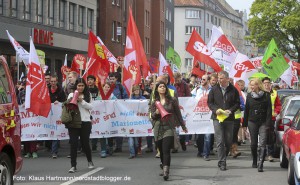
[226, 0, 255, 16]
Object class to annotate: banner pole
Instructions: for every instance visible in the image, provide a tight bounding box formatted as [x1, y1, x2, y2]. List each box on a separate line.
[16, 53, 20, 83]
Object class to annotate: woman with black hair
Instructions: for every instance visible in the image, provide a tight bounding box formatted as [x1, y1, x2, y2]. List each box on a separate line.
[150, 81, 188, 180]
[67, 78, 94, 173]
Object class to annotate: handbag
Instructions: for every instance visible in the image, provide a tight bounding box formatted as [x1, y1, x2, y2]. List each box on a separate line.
[61, 103, 72, 124]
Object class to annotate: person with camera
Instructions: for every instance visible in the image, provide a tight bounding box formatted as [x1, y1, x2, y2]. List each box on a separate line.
[150, 81, 188, 181]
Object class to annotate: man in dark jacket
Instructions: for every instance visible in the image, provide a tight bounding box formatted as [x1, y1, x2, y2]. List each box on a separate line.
[49, 75, 66, 158]
[207, 71, 240, 171]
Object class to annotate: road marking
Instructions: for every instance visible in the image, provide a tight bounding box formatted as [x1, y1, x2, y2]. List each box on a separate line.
[60, 167, 104, 185]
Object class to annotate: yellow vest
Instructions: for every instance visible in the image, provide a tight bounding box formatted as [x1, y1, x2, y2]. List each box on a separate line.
[270, 90, 277, 116]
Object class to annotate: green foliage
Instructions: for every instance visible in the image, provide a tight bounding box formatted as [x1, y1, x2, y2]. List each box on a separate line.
[248, 0, 300, 60]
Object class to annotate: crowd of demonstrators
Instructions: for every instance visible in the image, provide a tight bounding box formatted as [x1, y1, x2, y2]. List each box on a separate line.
[67, 78, 94, 173]
[108, 72, 129, 153]
[128, 85, 146, 159]
[48, 75, 66, 158]
[262, 77, 281, 162]
[192, 74, 212, 161]
[173, 72, 192, 151]
[95, 82, 117, 158]
[150, 81, 188, 181]
[208, 71, 240, 171]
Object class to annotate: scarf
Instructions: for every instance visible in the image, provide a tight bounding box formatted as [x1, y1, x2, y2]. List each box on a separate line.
[251, 91, 264, 99]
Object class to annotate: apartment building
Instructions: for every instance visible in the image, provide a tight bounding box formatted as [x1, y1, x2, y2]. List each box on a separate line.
[0, 0, 97, 82]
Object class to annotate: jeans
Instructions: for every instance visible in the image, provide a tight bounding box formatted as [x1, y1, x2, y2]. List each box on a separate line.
[197, 134, 211, 157]
[128, 137, 138, 157]
[51, 140, 59, 154]
[146, 136, 153, 149]
[68, 122, 92, 168]
[100, 138, 114, 152]
[213, 120, 233, 163]
[233, 119, 241, 144]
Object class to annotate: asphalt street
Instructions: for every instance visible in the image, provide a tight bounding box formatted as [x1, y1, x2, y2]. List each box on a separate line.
[14, 138, 288, 185]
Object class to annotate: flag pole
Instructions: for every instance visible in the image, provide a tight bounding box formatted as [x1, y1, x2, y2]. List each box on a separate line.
[16, 53, 20, 83]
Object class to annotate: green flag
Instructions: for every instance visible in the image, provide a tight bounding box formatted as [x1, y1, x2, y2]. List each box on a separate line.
[166, 46, 181, 68]
[261, 39, 289, 81]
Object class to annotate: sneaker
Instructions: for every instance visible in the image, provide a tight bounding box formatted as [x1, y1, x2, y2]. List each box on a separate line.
[67, 154, 71, 158]
[52, 154, 58, 159]
[88, 161, 94, 169]
[128, 156, 135, 159]
[100, 151, 107, 158]
[32, 152, 38, 159]
[155, 152, 160, 158]
[68, 167, 77, 173]
[171, 149, 178, 153]
[24, 153, 31, 158]
[268, 155, 274, 162]
[203, 156, 210, 161]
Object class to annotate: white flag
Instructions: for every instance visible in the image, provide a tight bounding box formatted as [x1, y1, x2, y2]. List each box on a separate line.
[6, 30, 29, 65]
[158, 52, 174, 84]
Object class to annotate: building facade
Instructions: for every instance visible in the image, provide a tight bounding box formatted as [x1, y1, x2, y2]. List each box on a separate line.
[0, 0, 97, 82]
[165, 0, 174, 56]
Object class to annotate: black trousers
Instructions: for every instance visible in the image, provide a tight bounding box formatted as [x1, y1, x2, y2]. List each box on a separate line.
[68, 122, 92, 168]
[233, 119, 241, 144]
[156, 136, 174, 166]
[248, 121, 268, 148]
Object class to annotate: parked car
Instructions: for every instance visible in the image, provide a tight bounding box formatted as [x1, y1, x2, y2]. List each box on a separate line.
[274, 95, 300, 157]
[0, 56, 23, 184]
[277, 89, 300, 104]
[294, 152, 300, 185]
[280, 109, 300, 185]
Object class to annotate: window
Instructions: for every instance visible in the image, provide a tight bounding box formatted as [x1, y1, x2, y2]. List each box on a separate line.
[116, 0, 120, 6]
[0, 63, 12, 104]
[87, 9, 93, 31]
[207, 13, 209, 22]
[161, 21, 164, 35]
[48, 0, 54, 25]
[59, 0, 65, 28]
[211, 15, 213, 23]
[168, 29, 171, 41]
[37, 0, 43, 23]
[145, 37, 150, 54]
[215, 17, 217, 25]
[166, 28, 169, 40]
[0, 0, 2, 15]
[78, 6, 84, 32]
[112, 0, 115, 5]
[112, 21, 116, 41]
[185, 58, 192, 67]
[69, 3, 75, 30]
[206, 28, 209, 38]
[286, 100, 300, 117]
[11, 0, 17, 17]
[24, 0, 30, 20]
[123, 0, 127, 21]
[166, 8, 169, 20]
[185, 26, 201, 35]
[185, 10, 201, 19]
[161, 0, 164, 12]
[145, 10, 150, 27]
[116, 22, 121, 42]
[169, 10, 171, 22]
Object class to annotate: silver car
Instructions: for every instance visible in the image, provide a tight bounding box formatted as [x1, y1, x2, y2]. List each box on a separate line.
[274, 95, 300, 157]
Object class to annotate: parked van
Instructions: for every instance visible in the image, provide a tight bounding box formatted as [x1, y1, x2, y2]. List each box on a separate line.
[0, 56, 23, 184]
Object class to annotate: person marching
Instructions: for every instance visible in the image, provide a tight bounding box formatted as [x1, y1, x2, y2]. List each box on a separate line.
[150, 81, 188, 181]
[243, 78, 272, 172]
[67, 78, 94, 173]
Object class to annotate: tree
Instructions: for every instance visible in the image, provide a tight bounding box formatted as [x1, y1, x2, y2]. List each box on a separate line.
[247, 0, 300, 61]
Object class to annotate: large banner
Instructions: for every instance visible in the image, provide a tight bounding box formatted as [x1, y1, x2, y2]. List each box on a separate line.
[20, 98, 214, 141]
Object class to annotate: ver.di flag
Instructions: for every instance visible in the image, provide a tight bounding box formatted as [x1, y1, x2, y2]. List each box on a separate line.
[166, 46, 181, 69]
[261, 39, 289, 81]
[25, 37, 51, 117]
[123, 8, 150, 95]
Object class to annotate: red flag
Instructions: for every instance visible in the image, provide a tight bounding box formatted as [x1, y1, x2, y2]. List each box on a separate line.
[71, 54, 86, 74]
[186, 29, 222, 72]
[159, 52, 174, 84]
[83, 31, 110, 84]
[25, 38, 51, 117]
[148, 57, 159, 73]
[191, 58, 206, 77]
[123, 8, 150, 95]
